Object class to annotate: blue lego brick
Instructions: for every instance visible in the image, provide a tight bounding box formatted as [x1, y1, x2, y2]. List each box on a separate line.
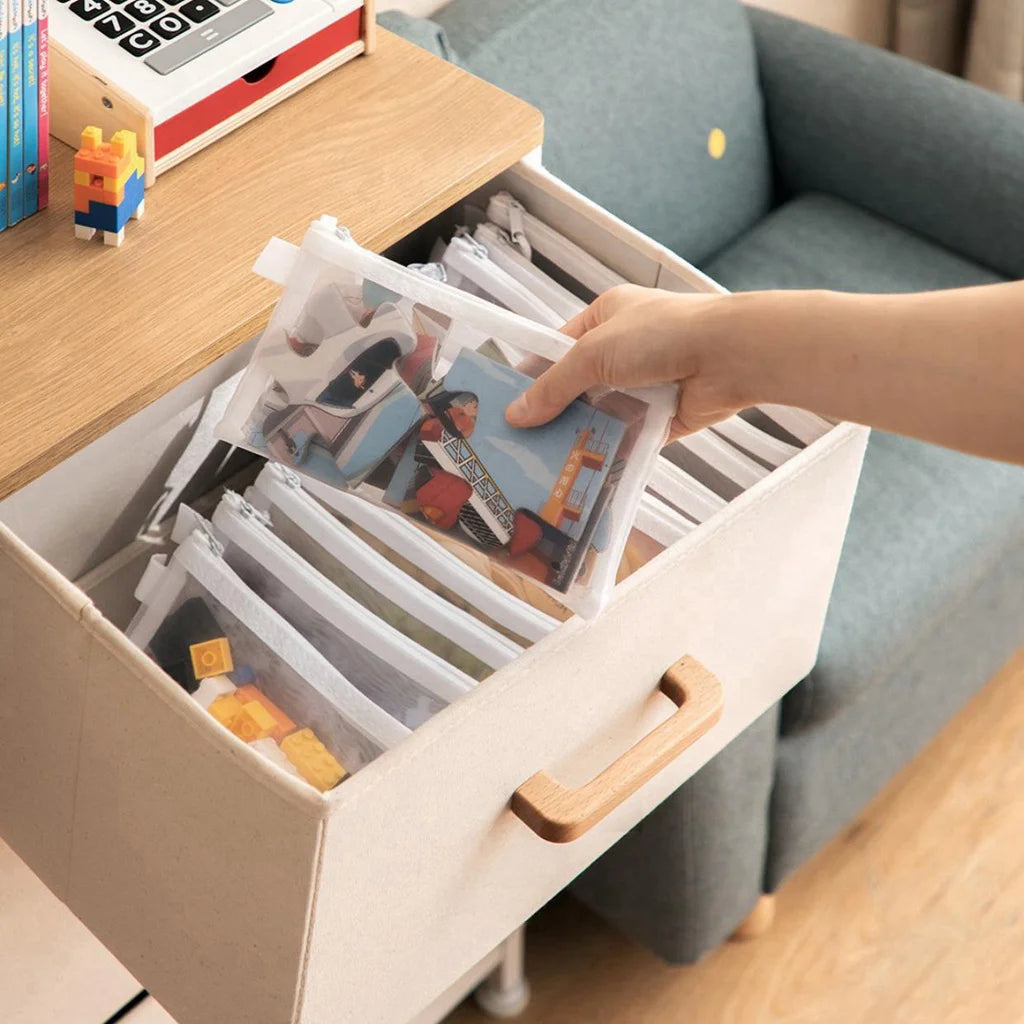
[73, 170, 143, 233]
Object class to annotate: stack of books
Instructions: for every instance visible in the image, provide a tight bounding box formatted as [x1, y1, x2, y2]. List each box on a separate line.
[1, 0, 48, 232]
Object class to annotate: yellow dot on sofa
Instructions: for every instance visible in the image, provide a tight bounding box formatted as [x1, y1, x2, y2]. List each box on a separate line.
[708, 128, 727, 160]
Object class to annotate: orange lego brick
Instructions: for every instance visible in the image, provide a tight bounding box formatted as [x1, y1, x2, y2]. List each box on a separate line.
[190, 637, 234, 680]
[76, 180, 127, 208]
[233, 700, 277, 742]
[235, 684, 295, 741]
[207, 694, 275, 743]
[73, 127, 145, 187]
[281, 729, 347, 791]
[208, 693, 244, 732]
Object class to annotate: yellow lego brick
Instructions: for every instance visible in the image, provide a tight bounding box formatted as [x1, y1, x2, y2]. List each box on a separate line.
[280, 728, 347, 791]
[190, 637, 233, 680]
[80, 125, 103, 151]
[207, 694, 276, 743]
[235, 684, 295, 741]
[74, 169, 90, 186]
[208, 693, 244, 732]
[233, 700, 277, 742]
[74, 127, 145, 185]
[111, 129, 146, 182]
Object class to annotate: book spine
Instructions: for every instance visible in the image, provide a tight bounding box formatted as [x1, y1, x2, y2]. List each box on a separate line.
[6, 0, 21, 226]
[0, 0, 7, 232]
[21, 0, 34, 216]
[35, 0, 44, 208]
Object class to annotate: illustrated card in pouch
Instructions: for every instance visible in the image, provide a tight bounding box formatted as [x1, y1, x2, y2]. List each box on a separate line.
[218, 216, 676, 617]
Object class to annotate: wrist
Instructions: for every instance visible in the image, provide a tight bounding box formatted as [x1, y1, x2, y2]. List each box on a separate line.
[698, 289, 831, 410]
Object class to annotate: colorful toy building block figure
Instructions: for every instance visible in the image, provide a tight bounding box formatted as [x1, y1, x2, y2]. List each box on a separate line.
[280, 728, 347, 791]
[189, 636, 234, 680]
[73, 126, 145, 247]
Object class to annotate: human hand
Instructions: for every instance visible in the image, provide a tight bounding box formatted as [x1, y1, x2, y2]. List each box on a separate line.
[504, 284, 751, 439]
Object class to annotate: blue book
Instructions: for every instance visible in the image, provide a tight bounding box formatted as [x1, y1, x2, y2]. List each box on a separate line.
[0, 0, 8, 232]
[6, 0, 21, 226]
[21, 0, 35, 215]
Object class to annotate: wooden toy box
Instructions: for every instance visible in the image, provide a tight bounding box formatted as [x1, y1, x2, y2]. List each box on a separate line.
[0, 161, 868, 1024]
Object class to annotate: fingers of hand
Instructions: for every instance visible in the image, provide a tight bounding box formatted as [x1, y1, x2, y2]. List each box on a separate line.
[506, 338, 600, 427]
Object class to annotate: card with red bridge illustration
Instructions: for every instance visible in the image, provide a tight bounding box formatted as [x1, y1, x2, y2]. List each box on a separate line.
[377, 347, 630, 593]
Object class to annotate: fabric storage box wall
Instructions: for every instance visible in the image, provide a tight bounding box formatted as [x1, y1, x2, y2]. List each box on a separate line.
[0, 160, 868, 1024]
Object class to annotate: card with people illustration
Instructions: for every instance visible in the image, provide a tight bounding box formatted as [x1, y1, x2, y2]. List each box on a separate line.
[236, 272, 633, 593]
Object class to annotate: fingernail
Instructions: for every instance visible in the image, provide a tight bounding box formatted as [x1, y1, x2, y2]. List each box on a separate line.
[506, 395, 529, 425]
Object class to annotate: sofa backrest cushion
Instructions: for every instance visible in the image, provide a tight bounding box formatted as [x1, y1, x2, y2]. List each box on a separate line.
[433, 0, 774, 265]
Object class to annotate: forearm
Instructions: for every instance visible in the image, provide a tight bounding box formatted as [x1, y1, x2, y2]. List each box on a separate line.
[719, 283, 1024, 464]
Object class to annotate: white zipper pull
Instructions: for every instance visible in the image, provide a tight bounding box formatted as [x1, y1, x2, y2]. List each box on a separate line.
[408, 261, 448, 283]
[503, 197, 532, 259]
[270, 463, 303, 489]
[453, 228, 491, 262]
[222, 490, 273, 528]
[193, 520, 225, 558]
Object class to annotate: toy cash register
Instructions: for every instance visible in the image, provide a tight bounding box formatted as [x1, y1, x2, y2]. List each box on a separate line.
[51, 0, 375, 183]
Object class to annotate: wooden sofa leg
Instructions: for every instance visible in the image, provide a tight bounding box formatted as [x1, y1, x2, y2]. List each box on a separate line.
[730, 894, 777, 941]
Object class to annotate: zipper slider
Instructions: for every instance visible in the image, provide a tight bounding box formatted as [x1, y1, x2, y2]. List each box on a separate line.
[224, 490, 273, 528]
[271, 463, 303, 489]
[408, 261, 448, 283]
[335, 225, 355, 244]
[193, 520, 225, 559]
[503, 197, 532, 259]
[453, 227, 490, 261]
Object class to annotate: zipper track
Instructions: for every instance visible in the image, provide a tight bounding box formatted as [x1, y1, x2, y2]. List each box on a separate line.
[213, 494, 475, 703]
[674, 430, 771, 489]
[169, 529, 410, 753]
[305, 219, 574, 364]
[253, 467, 524, 667]
[635, 494, 694, 547]
[712, 415, 801, 468]
[487, 193, 628, 296]
[443, 235, 565, 329]
[649, 459, 727, 523]
[302, 476, 560, 642]
[472, 222, 586, 322]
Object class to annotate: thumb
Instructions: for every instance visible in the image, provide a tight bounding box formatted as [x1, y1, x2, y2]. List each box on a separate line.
[506, 336, 601, 428]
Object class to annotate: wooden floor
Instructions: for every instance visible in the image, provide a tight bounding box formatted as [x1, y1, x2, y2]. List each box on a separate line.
[449, 648, 1024, 1024]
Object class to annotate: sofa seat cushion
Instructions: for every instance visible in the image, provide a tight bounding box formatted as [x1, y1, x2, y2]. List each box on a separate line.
[703, 191, 1005, 292]
[432, 0, 773, 265]
[782, 432, 1024, 731]
[701, 191, 1021, 730]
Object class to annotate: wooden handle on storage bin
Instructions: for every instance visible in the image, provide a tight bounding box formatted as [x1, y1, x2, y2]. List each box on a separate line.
[512, 656, 723, 843]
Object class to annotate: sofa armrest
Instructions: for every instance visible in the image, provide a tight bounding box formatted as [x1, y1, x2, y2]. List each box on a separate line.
[377, 11, 456, 62]
[747, 9, 1024, 279]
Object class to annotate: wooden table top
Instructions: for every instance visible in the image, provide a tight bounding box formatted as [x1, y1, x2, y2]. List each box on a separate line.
[0, 30, 543, 501]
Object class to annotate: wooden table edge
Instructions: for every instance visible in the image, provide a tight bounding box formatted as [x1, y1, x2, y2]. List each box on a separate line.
[0, 38, 544, 501]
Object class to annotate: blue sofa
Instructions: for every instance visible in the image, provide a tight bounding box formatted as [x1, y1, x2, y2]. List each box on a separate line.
[382, 0, 1024, 963]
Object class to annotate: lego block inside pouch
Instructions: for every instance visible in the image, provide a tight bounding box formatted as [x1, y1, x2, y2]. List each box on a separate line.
[127, 531, 410, 781]
[149, 597, 227, 694]
[217, 220, 675, 617]
[209, 492, 475, 730]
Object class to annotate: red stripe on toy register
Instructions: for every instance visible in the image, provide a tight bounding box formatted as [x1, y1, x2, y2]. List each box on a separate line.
[155, 7, 363, 161]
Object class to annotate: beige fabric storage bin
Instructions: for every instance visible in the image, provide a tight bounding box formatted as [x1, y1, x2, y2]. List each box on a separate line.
[0, 163, 869, 1024]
